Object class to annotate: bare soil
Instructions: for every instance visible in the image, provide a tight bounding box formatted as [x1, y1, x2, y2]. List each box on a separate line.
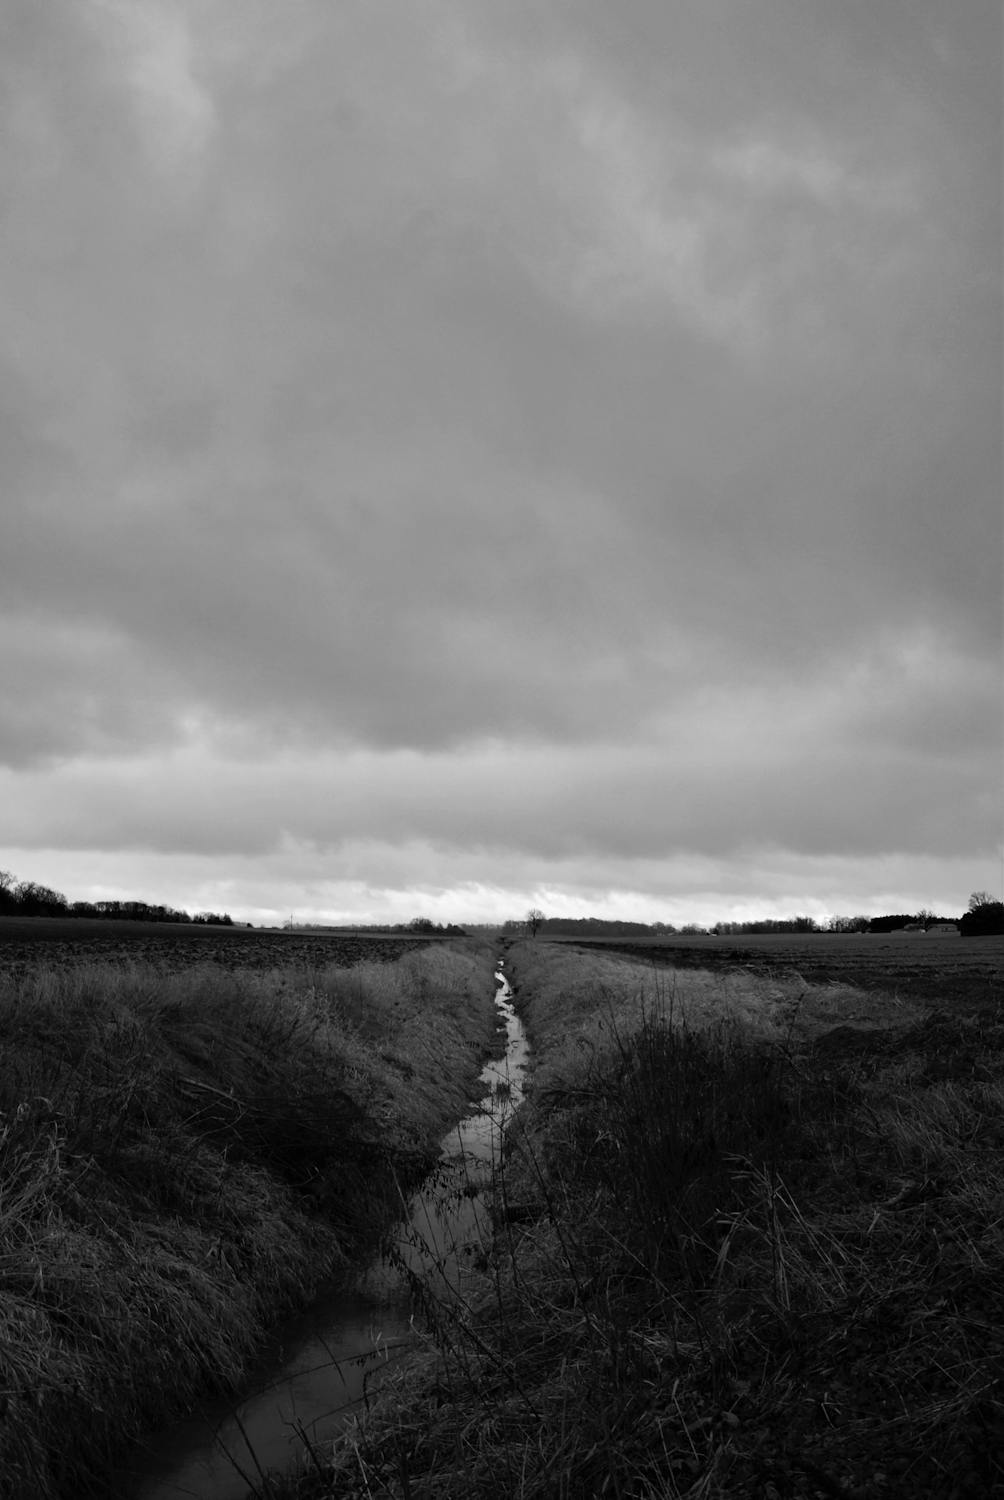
[0, 916, 438, 978]
[560, 931, 1004, 1015]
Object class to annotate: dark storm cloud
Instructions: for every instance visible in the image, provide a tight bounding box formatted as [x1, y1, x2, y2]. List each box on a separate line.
[1, 0, 999, 919]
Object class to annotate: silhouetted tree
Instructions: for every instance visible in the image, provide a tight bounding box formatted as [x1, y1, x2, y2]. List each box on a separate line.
[961, 900, 1004, 937]
[969, 890, 996, 911]
[526, 908, 545, 937]
[868, 914, 917, 933]
[13, 881, 68, 916]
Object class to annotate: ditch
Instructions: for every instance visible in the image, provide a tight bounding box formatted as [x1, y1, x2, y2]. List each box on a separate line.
[116, 965, 528, 1500]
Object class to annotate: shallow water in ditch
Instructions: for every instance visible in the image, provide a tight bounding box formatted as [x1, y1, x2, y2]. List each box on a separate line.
[120, 966, 527, 1500]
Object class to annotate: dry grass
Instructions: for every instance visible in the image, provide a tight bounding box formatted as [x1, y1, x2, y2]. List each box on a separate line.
[270, 941, 1003, 1500]
[0, 941, 499, 1500]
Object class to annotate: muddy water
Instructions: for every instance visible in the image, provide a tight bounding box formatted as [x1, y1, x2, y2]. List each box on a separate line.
[120, 967, 527, 1500]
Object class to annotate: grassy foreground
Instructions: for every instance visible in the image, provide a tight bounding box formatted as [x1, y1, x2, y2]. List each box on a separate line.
[271, 939, 1003, 1499]
[0, 941, 500, 1500]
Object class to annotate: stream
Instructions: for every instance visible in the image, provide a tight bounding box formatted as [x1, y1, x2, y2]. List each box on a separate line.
[119, 965, 528, 1500]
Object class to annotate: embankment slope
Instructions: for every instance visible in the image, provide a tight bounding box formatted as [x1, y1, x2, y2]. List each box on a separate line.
[271, 938, 1003, 1499]
[0, 941, 500, 1500]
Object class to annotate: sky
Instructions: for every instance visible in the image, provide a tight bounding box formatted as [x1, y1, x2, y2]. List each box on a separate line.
[2, 0, 1001, 928]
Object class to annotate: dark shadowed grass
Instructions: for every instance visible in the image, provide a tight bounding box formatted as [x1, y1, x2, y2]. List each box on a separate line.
[0, 942, 499, 1500]
[268, 943, 1003, 1500]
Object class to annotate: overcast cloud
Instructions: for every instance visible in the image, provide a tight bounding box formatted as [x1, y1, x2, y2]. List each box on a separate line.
[2, 0, 1001, 925]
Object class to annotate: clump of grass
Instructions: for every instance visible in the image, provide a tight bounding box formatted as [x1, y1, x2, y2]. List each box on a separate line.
[519, 1002, 790, 1291]
[271, 941, 1003, 1500]
[0, 941, 499, 1500]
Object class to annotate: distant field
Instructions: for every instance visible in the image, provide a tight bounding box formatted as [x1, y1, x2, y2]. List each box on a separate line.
[0, 916, 439, 975]
[558, 931, 1004, 1011]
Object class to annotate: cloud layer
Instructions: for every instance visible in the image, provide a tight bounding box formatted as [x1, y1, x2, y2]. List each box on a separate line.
[2, 0, 1000, 922]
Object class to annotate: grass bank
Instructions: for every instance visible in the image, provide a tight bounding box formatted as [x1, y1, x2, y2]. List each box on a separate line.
[272, 939, 1003, 1499]
[0, 940, 500, 1500]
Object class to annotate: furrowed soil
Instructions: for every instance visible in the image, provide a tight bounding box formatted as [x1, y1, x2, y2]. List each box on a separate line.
[558, 930, 1004, 1013]
[0, 916, 441, 978]
[267, 935, 1004, 1500]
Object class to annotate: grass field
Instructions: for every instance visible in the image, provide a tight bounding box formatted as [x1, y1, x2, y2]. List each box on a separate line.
[0, 937, 500, 1500]
[268, 935, 1004, 1500]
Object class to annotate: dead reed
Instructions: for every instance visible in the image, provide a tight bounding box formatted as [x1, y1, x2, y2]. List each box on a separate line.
[0, 941, 499, 1499]
[270, 942, 1003, 1499]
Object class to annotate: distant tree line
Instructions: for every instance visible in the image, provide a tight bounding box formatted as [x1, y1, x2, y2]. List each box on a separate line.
[399, 917, 467, 935]
[506, 914, 830, 938]
[502, 915, 681, 938]
[503, 907, 979, 939]
[0, 870, 235, 926]
[690, 913, 958, 935]
[0, 873, 69, 918]
[373, 917, 467, 936]
[712, 916, 824, 935]
[291, 918, 467, 936]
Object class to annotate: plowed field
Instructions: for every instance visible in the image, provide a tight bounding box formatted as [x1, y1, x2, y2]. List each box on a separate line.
[561, 931, 1004, 1012]
[0, 916, 436, 977]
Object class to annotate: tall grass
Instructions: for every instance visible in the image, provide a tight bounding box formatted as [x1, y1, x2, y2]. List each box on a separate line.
[272, 941, 1003, 1499]
[0, 941, 499, 1500]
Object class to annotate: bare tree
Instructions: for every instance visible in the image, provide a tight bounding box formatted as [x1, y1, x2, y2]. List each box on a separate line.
[526, 908, 545, 938]
[13, 881, 67, 915]
[969, 890, 995, 911]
